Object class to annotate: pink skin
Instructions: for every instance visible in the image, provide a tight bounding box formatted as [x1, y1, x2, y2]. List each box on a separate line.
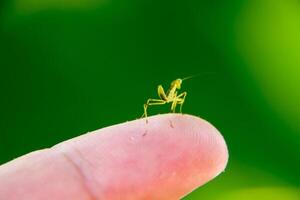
[0, 114, 228, 200]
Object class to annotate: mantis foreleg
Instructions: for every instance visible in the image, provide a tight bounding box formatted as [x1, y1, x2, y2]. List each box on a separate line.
[142, 99, 166, 118]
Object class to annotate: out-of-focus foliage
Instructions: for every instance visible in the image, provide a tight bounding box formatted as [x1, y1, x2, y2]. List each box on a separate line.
[236, 0, 300, 137]
[0, 0, 299, 199]
[221, 187, 300, 200]
[13, 0, 105, 14]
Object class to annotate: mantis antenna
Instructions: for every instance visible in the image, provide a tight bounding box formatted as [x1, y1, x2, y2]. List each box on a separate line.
[181, 72, 215, 81]
[181, 74, 199, 81]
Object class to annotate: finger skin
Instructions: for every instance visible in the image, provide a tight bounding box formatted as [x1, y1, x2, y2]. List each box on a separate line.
[0, 114, 228, 200]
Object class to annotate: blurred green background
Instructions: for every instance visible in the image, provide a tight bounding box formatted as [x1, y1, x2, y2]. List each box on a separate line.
[0, 0, 299, 199]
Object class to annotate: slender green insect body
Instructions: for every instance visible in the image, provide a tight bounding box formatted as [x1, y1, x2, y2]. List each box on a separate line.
[141, 73, 213, 119]
[142, 77, 189, 118]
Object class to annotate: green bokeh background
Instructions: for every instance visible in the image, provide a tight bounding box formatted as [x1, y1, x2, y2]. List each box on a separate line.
[0, 0, 300, 199]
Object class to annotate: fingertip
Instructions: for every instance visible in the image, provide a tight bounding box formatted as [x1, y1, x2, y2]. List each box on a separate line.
[0, 114, 228, 200]
[55, 114, 228, 199]
[141, 114, 229, 196]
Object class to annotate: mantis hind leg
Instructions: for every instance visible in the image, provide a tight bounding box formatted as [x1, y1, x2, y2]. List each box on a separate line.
[171, 100, 178, 113]
[177, 92, 187, 113]
[142, 99, 166, 118]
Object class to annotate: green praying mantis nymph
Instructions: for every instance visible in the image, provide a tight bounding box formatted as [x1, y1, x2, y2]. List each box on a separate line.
[141, 75, 196, 118]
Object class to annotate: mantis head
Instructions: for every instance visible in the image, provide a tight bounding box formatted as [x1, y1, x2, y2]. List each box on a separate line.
[171, 79, 183, 89]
